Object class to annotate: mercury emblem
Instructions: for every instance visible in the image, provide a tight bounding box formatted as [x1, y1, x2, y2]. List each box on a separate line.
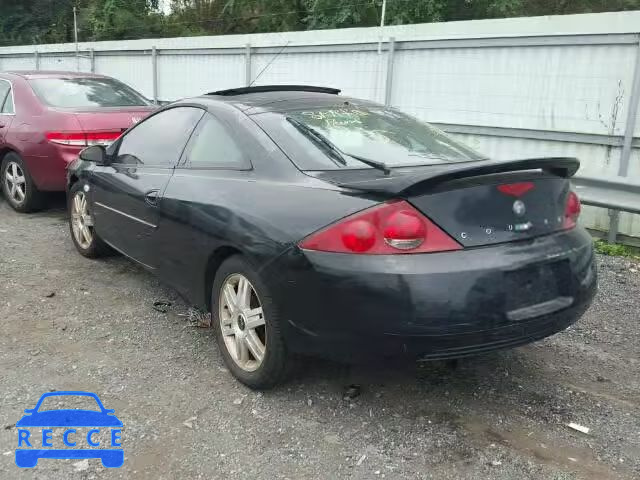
[513, 200, 526, 216]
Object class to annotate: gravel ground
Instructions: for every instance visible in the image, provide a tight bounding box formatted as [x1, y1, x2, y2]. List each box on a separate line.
[0, 195, 638, 480]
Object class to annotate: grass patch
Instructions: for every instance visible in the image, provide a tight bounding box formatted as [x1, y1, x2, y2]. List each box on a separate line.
[594, 239, 640, 258]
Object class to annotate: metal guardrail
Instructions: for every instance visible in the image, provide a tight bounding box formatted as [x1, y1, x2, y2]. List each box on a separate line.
[572, 175, 640, 243]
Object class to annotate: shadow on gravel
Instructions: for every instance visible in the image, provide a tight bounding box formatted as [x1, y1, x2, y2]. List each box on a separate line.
[285, 348, 549, 400]
[0, 191, 67, 219]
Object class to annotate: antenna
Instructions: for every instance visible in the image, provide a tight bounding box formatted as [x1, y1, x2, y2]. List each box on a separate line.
[249, 41, 290, 87]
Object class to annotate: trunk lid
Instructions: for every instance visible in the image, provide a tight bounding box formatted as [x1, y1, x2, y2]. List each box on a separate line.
[408, 172, 572, 247]
[69, 106, 156, 133]
[309, 157, 579, 248]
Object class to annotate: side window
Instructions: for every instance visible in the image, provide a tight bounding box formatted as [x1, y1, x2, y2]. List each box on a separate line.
[3, 89, 14, 114]
[184, 113, 248, 169]
[0, 81, 11, 114]
[114, 107, 204, 166]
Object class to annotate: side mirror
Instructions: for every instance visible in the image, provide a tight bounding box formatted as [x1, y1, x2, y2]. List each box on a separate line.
[79, 145, 108, 165]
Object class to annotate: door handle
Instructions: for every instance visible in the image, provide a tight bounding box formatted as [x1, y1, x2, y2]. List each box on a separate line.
[144, 190, 159, 206]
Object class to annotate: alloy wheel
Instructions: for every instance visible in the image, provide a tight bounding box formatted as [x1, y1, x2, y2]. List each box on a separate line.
[71, 191, 94, 249]
[218, 274, 267, 372]
[4, 161, 26, 205]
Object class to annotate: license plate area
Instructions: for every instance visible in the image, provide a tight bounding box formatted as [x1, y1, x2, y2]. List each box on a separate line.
[504, 260, 570, 312]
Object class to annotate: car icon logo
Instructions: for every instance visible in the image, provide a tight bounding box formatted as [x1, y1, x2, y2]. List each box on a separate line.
[512, 200, 526, 216]
[15, 391, 123, 468]
[131, 116, 142, 124]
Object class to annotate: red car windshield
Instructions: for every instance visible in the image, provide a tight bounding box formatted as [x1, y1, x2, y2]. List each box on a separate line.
[29, 77, 149, 108]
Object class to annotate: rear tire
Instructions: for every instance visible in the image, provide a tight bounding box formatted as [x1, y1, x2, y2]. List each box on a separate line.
[212, 255, 291, 389]
[1, 152, 44, 213]
[68, 180, 111, 258]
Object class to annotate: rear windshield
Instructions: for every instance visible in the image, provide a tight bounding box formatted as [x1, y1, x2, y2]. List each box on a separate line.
[256, 104, 485, 170]
[29, 77, 149, 108]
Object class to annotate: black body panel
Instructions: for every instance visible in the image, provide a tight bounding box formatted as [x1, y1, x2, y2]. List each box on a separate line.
[91, 165, 172, 267]
[155, 169, 377, 306]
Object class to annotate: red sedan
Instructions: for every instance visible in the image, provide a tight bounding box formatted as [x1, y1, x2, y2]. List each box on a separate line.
[0, 71, 155, 212]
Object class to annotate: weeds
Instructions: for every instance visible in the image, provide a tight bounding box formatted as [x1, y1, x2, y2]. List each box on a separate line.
[594, 239, 639, 258]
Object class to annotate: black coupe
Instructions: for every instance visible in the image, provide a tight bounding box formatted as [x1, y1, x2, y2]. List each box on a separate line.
[67, 85, 597, 389]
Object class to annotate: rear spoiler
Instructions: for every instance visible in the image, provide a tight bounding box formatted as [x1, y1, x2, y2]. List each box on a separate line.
[338, 157, 579, 196]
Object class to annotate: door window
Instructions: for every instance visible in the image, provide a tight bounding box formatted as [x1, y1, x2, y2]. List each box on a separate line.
[0, 81, 11, 114]
[114, 107, 204, 167]
[2, 88, 14, 114]
[184, 113, 248, 169]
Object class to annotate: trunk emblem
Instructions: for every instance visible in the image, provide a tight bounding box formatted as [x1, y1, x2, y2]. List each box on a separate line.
[512, 200, 526, 216]
[131, 116, 142, 124]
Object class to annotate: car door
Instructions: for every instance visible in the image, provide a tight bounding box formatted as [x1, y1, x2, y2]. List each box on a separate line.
[0, 79, 15, 143]
[90, 106, 204, 268]
[154, 111, 253, 296]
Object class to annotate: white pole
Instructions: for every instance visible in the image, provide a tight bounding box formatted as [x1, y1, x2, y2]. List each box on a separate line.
[378, 0, 387, 54]
[73, 6, 79, 71]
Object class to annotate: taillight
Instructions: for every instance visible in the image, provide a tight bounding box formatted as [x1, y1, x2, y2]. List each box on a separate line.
[46, 131, 121, 147]
[45, 132, 87, 146]
[299, 200, 462, 254]
[563, 191, 581, 229]
[497, 182, 535, 197]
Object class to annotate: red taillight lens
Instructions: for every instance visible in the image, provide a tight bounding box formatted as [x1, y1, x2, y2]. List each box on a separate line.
[497, 182, 535, 197]
[46, 131, 121, 147]
[45, 132, 87, 146]
[563, 191, 581, 229]
[299, 200, 462, 254]
[342, 220, 377, 252]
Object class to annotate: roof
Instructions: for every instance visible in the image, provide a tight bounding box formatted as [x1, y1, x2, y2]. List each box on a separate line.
[2, 70, 107, 79]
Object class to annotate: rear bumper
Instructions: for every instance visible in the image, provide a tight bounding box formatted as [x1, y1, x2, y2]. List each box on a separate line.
[25, 145, 82, 191]
[266, 227, 597, 362]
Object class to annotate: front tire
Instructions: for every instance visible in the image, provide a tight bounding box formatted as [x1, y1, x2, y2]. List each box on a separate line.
[1, 152, 44, 213]
[68, 181, 110, 258]
[212, 255, 291, 389]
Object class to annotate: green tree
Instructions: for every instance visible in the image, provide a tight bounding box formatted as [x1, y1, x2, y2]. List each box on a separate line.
[86, 0, 164, 40]
[2, 0, 640, 46]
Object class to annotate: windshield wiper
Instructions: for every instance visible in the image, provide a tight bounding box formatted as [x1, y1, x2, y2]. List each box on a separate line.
[287, 117, 346, 167]
[286, 117, 390, 175]
[344, 151, 391, 175]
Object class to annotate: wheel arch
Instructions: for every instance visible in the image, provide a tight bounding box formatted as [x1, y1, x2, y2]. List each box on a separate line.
[204, 245, 244, 310]
[67, 172, 80, 191]
[0, 146, 19, 164]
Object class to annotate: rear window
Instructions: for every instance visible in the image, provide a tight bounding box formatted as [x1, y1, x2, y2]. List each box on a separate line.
[29, 77, 149, 108]
[256, 105, 485, 171]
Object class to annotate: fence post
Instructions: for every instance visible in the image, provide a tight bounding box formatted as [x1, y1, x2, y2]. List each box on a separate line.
[90, 48, 95, 73]
[152, 46, 158, 104]
[245, 43, 252, 86]
[618, 35, 640, 178]
[609, 34, 640, 243]
[384, 37, 395, 106]
[34, 51, 39, 70]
